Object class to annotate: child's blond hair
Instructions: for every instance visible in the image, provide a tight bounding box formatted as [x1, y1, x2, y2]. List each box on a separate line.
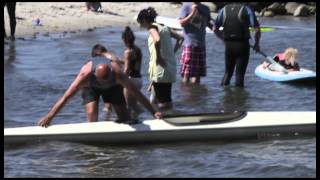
[284, 48, 298, 66]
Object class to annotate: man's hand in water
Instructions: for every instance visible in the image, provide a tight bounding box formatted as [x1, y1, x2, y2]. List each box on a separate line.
[154, 112, 163, 119]
[38, 115, 52, 127]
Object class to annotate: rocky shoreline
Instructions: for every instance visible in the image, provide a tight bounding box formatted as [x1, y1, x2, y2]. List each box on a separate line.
[173, 2, 316, 17]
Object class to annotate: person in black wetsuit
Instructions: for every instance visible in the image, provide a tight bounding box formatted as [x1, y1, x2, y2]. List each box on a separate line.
[214, 3, 261, 87]
[4, 2, 16, 41]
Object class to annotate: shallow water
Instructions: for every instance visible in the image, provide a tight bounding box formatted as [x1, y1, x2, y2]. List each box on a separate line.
[4, 16, 316, 177]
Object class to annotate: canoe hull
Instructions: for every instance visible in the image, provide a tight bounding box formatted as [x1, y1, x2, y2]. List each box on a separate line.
[4, 111, 316, 145]
[4, 124, 315, 145]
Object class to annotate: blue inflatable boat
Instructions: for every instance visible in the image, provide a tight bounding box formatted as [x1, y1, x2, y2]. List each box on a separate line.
[255, 64, 316, 82]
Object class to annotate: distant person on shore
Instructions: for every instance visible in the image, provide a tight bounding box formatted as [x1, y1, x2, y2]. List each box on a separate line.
[4, 2, 16, 41]
[214, 3, 261, 87]
[137, 7, 184, 110]
[179, 2, 214, 84]
[263, 48, 300, 72]
[38, 44, 162, 127]
[86, 2, 102, 12]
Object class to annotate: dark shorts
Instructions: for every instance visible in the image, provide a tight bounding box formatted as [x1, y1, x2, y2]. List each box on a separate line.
[81, 85, 126, 105]
[153, 83, 172, 103]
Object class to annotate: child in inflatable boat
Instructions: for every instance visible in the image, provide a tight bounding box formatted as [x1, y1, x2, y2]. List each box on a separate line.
[263, 48, 300, 72]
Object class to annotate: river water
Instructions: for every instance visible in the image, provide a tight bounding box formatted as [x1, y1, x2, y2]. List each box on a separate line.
[4, 16, 316, 177]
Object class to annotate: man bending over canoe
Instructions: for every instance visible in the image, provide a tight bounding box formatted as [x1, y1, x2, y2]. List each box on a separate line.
[38, 44, 162, 127]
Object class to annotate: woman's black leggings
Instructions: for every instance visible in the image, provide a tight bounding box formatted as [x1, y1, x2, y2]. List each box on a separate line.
[4, 2, 16, 38]
[221, 40, 250, 87]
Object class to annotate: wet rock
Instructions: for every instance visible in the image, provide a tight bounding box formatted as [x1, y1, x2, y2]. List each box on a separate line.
[285, 2, 300, 14]
[267, 2, 287, 15]
[214, 2, 229, 10]
[202, 2, 217, 12]
[255, 11, 262, 17]
[307, 5, 316, 15]
[247, 2, 272, 12]
[294, 4, 310, 17]
[263, 10, 274, 17]
[268, 2, 281, 10]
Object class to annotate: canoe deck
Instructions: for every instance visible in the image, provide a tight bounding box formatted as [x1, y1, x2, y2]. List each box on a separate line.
[4, 111, 316, 145]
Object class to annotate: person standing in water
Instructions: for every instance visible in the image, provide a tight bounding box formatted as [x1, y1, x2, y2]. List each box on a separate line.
[92, 28, 144, 119]
[38, 44, 162, 127]
[90, 44, 123, 120]
[179, 2, 214, 84]
[121, 26, 144, 117]
[137, 7, 184, 110]
[214, 3, 261, 87]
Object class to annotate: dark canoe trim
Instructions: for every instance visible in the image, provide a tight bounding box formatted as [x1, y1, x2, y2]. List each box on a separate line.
[163, 111, 247, 126]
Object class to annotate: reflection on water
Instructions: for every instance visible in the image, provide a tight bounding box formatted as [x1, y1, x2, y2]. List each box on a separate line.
[4, 42, 16, 66]
[221, 86, 250, 112]
[178, 83, 209, 105]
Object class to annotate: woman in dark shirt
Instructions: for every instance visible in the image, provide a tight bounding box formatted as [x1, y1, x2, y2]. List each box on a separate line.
[122, 26, 144, 117]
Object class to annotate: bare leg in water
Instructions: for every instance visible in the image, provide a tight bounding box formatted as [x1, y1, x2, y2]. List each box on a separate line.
[104, 103, 112, 120]
[113, 104, 132, 123]
[191, 76, 200, 84]
[124, 88, 143, 119]
[86, 101, 99, 122]
[182, 74, 190, 84]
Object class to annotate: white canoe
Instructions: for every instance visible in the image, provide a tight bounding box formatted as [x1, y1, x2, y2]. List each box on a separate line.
[155, 16, 214, 33]
[4, 111, 316, 145]
[154, 16, 276, 33]
[255, 64, 316, 82]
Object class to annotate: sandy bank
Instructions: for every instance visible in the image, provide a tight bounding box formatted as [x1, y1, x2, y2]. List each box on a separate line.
[4, 2, 183, 38]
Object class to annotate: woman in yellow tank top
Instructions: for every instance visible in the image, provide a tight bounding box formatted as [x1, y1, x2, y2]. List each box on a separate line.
[137, 7, 184, 110]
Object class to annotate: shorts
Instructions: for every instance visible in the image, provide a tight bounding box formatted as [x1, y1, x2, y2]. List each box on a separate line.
[153, 82, 172, 103]
[180, 45, 206, 77]
[81, 85, 126, 105]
